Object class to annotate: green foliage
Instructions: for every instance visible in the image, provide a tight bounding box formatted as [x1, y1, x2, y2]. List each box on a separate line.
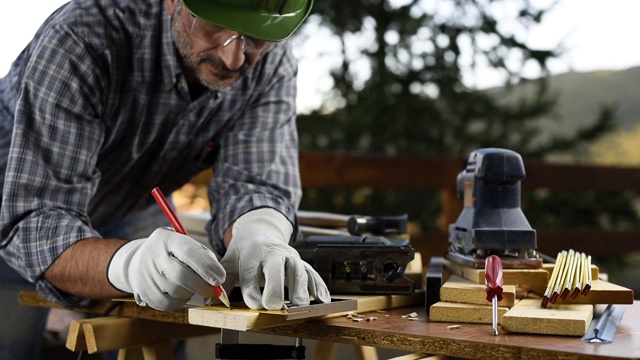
[294, 0, 627, 230]
[297, 0, 614, 158]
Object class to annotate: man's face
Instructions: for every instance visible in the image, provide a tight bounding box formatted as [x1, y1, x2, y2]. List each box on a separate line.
[171, 1, 267, 92]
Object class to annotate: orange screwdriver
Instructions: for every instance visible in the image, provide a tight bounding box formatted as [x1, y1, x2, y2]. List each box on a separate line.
[485, 255, 504, 336]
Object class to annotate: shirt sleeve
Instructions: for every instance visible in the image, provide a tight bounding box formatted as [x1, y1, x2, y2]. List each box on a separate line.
[0, 24, 106, 307]
[208, 44, 302, 256]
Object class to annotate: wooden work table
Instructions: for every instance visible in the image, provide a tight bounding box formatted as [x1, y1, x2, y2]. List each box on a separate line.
[20, 291, 640, 359]
[256, 302, 640, 359]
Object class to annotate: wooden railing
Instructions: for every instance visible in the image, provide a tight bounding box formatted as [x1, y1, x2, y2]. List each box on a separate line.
[298, 152, 640, 261]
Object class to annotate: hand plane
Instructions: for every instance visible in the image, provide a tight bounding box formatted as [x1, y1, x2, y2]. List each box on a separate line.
[446, 148, 542, 269]
[293, 235, 415, 294]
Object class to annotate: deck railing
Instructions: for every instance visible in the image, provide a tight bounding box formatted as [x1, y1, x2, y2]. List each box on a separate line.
[297, 152, 640, 261]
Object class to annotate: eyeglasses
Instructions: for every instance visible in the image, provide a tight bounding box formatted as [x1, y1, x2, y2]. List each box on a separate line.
[184, 10, 274, 54]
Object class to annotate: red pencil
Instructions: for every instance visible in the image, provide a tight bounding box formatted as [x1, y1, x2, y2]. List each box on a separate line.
[151, 187, 230, 308]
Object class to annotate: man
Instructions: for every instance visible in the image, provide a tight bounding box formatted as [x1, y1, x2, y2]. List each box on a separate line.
[0, 0, 329, 358]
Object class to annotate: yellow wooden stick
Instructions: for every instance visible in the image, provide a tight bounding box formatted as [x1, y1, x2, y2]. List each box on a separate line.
[542, 251, 565, 307]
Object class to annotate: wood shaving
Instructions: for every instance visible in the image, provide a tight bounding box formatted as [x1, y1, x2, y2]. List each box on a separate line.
[346, 313, 365, 322]
[447, 325, 461, 330]
[402, 312, 419, 319]
[366, 317, 378, 321]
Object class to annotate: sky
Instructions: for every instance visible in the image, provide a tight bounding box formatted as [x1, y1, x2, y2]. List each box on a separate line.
[2, 0, 640, 112]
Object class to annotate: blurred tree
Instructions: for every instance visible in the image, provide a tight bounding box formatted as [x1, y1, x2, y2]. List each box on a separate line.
[589, 123, 640, 167]
[295, 0, 614, 158]
[291, 0, 624, 231]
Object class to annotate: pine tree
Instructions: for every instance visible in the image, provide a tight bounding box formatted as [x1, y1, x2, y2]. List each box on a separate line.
[293, 0, 619, 230]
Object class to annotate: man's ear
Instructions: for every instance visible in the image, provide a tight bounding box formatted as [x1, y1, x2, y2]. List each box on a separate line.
[166, 0, 178, 15]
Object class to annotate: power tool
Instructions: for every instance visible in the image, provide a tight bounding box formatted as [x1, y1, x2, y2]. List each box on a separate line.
[293, 235, 415, 294]
[446, 148, 543, 269]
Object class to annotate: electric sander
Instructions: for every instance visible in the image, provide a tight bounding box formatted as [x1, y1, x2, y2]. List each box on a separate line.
[446, 148, 543, 269]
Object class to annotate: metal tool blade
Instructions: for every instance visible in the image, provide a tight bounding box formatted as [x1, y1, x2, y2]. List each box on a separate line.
[581, 304, 625, 343]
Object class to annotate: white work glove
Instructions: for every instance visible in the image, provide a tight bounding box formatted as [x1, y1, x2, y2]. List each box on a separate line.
[220, 208, 331, 310]
[107, 227, 226, 311]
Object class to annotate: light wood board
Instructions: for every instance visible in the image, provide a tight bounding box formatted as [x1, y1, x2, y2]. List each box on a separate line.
[429, 301, 509, 324]
[66, 317, 216, 354]
[188, 292, 425, 331]
[440, 274, 516, 307]
[444, 259, 549, 288]
[501, 298, 593, 336]
[522, 279, 634, 305]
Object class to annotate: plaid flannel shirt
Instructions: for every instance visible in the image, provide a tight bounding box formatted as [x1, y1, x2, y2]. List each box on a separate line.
[0, 0, 301, 307]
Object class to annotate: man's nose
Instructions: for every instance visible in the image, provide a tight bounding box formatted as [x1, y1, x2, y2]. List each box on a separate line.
[217, 36, 246, 70]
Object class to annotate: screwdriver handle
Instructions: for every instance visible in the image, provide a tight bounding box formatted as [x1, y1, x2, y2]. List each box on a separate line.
[485, 255, 504, 302]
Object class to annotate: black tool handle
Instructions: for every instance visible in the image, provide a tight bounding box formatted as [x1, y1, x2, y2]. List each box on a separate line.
[347, 214, 408, 235]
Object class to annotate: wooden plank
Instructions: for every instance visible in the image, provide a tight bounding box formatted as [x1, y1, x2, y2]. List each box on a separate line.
[297, 152, 640, 193]
[298, 152, 462, 189]
[354, 345, 379, 360]
[188, 292, 424, 331]
[388, 355, 447, 360]
[20, 291, 191, 324]
[429, 302, 509, 324]
[66, 319, 89, 351]
[546, 280, 634, 305]
[141, 342, 175, 360]
[444, 259, 549, 288]
[440, 274, 516, 307]
[314, 341, 337, 359]
[80, 317, 217, 354]
[117, 347, 144, 360]
[257, 303, 640, 359]
[501, 298, 593, 336]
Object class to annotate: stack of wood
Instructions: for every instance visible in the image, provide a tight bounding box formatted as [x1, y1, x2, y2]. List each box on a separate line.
[427, 256, 634, 336]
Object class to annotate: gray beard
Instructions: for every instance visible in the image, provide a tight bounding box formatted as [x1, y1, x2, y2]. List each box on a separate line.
[170, 8, 234, 93]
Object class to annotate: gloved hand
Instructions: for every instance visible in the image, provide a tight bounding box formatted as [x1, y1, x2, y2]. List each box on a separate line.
[220, 208, 331, 310]
[107, 227, 226, 311]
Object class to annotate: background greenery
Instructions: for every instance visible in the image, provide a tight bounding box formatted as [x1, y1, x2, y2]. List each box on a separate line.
[288, 0, 640, 236]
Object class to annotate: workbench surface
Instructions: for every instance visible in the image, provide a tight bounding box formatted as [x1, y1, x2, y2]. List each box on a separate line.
[255, 303, 640, 359]
[20, 291, 640, 359]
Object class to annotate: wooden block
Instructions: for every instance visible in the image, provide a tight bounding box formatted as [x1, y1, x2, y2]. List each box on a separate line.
[549, 280, 634, 305]
[429, 302, 508, 324]
[188, 307, 272, 331]
[79, 317, 217, 354]
[189, 292, 424, 331]
[444, 259, 548, 288]
[66, 319, 89, 351]
[440, 274, 516, 307]
[501, 298, 593, 336]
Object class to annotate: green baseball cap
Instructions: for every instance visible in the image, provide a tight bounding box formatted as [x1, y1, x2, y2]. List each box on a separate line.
[182, 0, 313, 42]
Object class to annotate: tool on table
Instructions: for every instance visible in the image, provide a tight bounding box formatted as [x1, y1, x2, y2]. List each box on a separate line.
[297, 210, 409, 237]
[425, 256, 446, 315]
[484, 255, 504, 335]
[581, 304, 625, 343]
[150, 187, 230, 308]
[292, 235, 415, 294]
[346, 214, 408, 235]
[541, 249, 593, 308]
[446, 148, 542, 269]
